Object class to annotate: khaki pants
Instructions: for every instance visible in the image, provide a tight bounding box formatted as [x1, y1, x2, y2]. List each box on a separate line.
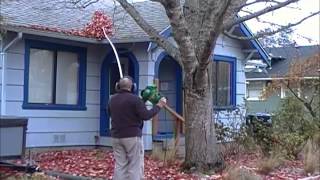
[112, 137, 144, 180]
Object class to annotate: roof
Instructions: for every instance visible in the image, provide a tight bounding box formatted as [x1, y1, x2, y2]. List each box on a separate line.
[246, 45, 320, 79]
[0, 0, 168, 42]
[0, 0, 269, 62]
[245, 71, 270, 79]
[147, 23, 270, 64]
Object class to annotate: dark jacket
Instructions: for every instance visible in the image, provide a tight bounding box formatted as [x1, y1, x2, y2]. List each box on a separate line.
[108, 90, 161, 138]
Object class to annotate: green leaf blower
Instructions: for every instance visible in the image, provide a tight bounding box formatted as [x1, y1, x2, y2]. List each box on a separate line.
[141, 85, 185, 122]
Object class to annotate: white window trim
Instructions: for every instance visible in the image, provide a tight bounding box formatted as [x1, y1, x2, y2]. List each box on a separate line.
[281, 85, 301, 99]
[246, 81, 266, 101]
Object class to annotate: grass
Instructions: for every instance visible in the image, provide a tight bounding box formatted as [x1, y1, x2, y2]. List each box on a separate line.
[4, 173, 56, 180]
[257, 154, 284, 175]
[224, 167, 262, 180]
[303, 135, 320, 175]
[151, 145, 177, 165]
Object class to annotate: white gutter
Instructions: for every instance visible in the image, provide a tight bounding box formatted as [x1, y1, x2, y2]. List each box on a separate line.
[3, 25, 150, 44]
[0, 32, 23, 115]
[147, 25, 171, 52]
[246, 77, 319, 81]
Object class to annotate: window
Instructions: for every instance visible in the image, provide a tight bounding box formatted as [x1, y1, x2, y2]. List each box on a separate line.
[212, 55, 236, 109]
[23, 40, 87, 110]
[246, 81, 265, 100]
[281, 86, 301, 99]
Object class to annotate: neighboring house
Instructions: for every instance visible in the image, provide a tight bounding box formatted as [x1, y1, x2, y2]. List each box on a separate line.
[245, 45, 320, 114]
[0, 0, 270, 150]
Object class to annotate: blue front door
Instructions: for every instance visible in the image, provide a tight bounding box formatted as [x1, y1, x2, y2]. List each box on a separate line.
[157, 56, 182, 137]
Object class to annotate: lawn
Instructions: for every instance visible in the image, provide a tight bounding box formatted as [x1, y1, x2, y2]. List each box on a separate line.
[1, 149, 318, 180]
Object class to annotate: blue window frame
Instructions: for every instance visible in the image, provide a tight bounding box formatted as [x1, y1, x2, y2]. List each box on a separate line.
[23, 39, 87, 110]
[212, 55, 236, 110]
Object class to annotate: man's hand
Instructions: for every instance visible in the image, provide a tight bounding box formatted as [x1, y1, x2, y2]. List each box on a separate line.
[156, 97, 167, 108]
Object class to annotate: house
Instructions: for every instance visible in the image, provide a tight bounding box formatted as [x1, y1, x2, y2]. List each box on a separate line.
[0, 0, 270, 150]
[246, 45, 320, 114]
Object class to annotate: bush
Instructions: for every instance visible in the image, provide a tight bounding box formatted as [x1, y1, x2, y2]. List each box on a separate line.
[244, 96, 318, 158]
[215, 121, 231, 142]
[215, 119, 249, 158]
[245, 116, 273, 155]
[270, 97, 318, 158]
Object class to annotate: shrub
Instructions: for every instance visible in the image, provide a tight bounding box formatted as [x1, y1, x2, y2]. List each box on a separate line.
[215, 118, 250, 158]
[270, 96, 318, 158]
[244, 96, 318, 158]
[215, 121, 231, 142]
[247, 117, 273, 156]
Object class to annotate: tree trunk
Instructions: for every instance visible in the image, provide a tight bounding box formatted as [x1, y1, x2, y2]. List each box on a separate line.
[183, 73, 224, 172]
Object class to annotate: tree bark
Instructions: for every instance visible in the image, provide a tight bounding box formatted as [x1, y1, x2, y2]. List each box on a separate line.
[113, 0, 319, 174]
[183, 69, 224, 172]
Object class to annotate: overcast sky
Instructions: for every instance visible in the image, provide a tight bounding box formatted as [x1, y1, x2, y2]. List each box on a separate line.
[130, 0, 319, 46]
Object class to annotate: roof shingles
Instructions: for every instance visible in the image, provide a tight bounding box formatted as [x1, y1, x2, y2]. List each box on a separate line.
[0, 0, 169, 41]
[246, 45, 320, 78]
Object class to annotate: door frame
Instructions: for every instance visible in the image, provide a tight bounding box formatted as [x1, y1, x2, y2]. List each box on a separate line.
[100, 49, 139, 136]
[154, 52, 183, 136]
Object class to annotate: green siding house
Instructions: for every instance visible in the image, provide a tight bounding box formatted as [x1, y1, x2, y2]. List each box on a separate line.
[245, 45, 320, 115]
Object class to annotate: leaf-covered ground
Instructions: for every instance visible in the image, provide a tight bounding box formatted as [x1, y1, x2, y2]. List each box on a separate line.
[0, 149, 318, 180]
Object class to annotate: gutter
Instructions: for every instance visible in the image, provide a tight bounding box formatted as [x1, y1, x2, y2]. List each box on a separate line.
[0, 32, 23, 115]
[246, 77, 319, 81]
[3, 25, 150, 44]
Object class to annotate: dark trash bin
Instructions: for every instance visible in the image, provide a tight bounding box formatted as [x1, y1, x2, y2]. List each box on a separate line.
[246, 113, 272, 135]
[0, 116, 28, 159]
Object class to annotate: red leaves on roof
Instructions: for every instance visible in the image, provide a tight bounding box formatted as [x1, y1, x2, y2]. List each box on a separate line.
[82, 10, 113, 39]
[28, 10, 113, 40]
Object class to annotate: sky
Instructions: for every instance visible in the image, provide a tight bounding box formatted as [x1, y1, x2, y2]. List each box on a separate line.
[130, 0, 319, 46]
[241, 0, 320, 45]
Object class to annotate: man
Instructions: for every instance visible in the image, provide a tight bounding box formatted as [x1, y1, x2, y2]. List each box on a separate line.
[108, 77, 166, 180]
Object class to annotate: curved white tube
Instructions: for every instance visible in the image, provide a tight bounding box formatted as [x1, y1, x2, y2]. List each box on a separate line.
[102, 27, 123, 78]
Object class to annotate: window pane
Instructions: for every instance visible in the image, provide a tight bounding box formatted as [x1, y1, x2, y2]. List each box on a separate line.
[217, 62, 231, 106]
[247, 81, 264, 99]
[212, 62, 218, 105]
[56, 52, 79, 105]
[29, 49, 54, 103]
[109, 57, 129, 95]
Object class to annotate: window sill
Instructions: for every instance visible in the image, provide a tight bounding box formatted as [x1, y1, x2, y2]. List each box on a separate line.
[246, 98, 265, 101]
[22, 103, 87, 111]
[214, 106, 237, 111]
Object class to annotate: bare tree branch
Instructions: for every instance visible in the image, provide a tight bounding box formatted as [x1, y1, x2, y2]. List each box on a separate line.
[115, 0, 181, 63]
[236, 0, 282, 11]
[69, 0, 100, 8]
[225, 0, 299, 29]
[150, 0, 165, 3]
[153, 0, 199, 73]
[309, 91, 316, 105]
[285, 80, 318, 118]
[196, 0, 232, 67]
[223, 11, 320, 40]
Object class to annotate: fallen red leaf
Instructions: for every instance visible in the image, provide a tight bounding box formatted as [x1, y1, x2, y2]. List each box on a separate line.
[26, 10, 113, 40]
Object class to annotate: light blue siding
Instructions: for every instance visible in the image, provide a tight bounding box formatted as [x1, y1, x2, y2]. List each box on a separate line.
[3, 32, 248, 149]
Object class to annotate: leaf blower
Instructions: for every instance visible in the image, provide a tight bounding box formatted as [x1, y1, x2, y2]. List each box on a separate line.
[141, 85, 185, 122]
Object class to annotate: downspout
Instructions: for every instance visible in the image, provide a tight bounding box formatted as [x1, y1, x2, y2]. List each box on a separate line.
[0, 32, 23, 116]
